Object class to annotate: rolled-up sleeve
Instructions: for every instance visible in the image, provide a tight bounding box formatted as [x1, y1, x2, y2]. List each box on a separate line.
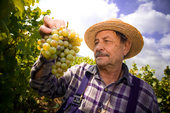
[29, 54, 68, 99]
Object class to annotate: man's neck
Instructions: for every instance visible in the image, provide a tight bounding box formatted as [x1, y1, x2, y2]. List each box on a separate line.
[97, 64, 123, 86]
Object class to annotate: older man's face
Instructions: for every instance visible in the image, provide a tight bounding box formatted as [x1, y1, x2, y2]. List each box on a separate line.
[94, 30, 127, 68]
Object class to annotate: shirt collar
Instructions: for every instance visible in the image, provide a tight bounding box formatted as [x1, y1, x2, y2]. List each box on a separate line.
[120, 63, 133, 86]
[86, 63, 133, 86]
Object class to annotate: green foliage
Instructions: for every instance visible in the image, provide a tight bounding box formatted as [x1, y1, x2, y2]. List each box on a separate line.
[130, 62, 170, 113]
[0, 0, 51, 112]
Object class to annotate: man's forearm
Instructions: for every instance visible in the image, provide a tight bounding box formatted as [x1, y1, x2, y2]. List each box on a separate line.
[34, 66, 44, 79]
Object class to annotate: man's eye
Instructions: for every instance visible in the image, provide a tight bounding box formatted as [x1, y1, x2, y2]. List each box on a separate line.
[94, 42, 98, 45]
[105, 40, 109, 42]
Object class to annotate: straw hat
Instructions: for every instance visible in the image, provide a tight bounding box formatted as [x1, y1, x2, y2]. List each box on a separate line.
[84, 18, 144, 59]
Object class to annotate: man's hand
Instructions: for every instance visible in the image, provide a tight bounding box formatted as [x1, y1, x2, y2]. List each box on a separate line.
[39, 15, 66, 38]
[35, 16, 65, 80]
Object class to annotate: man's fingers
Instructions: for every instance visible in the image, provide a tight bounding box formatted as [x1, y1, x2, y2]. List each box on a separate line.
[43, 15, 55, 29]
[39, 15, 66, 38]
[39, 25, 52, 38]
[54, 19, 66, 28]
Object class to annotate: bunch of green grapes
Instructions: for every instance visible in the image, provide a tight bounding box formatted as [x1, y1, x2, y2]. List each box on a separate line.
[37, 26, 83, 78]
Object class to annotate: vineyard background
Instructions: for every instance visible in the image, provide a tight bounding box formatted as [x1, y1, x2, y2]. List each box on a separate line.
[0, 0, 169, 113]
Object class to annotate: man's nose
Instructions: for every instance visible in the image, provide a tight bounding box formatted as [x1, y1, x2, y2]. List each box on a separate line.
[95, 42, 104, 51]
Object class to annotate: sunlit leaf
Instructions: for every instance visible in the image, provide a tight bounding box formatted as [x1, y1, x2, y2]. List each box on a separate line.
[13, 0, 25, 18]
[157, 98, 162, 103]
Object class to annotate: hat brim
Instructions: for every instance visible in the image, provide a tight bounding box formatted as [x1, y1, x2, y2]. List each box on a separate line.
[84, 19, 144, 59]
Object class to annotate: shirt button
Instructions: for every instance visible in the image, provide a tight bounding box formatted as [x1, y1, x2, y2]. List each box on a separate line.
[97, 108, 101, 113]
[104, 88, 108, 92]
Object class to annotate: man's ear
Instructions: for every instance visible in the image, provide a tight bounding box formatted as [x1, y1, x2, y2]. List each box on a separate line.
[124, 39, 131, 56]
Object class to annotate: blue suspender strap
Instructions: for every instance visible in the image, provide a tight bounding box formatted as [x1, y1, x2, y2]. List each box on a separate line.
[57, 65, 93, 113]
[68, 71, 92, 113]
[126, 75, 140, 113]
[74, 71, 92, 97]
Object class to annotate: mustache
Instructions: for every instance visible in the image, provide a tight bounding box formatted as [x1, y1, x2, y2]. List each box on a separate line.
[95, 51, 109, 58]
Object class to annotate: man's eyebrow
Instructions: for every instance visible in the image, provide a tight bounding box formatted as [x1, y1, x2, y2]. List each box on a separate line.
[94, 39, 98, 42]
[103, 36, 109, 39]
[94, 36, 109, 42]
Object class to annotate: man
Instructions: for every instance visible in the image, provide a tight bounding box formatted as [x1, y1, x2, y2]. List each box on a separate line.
[30, 16, 161, 113]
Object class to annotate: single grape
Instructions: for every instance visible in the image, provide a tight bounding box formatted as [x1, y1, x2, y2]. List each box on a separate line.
[62, 69, 67, 72]
[58, 40, 63, 46]
[52, 34, 59, 41]
[68, 34, 71, 39]
[73, 36, 77, 40]
[73, 56, 76, 61]
[37, 45, 41, 50]
[42, 39, 46, 43]
[60, 46, 65, 51]
[52, 64, 57, 69]
[59, 30, 62, 36]
[61, 63, 67, 69]
[55, 62, 61, 68]
[46, 38, 52, 44]
[56, 45, 61, 51]
[60, 26, 65, 30]
[43, 51, 51, 58]
[51, 40, 58, 47]
[43, 43, 50, 51]
[62, 29, 69, 37]
[63, 41, 69, 47]
[79, 38, 83, 42]
[60, 57, 66, 63]
[64, 48, 70, 55]
[40, 49, 45, 55]
[56, 50, 61, 55]
[59, 36, 64, 40]
[70, 30, 76, 38]
[49, 47, 57, 54]
[51, 28, 58, 35]
[57, 68, 63, 74]
[66, 54, 73, 61]
[39, 43, 43, 48]
[75, 48, 80, 53]
[69, 50, 75, 55]
[66, 60, 71, 65]
[76, 42, 81, 46]
[48, 35, 53, 39]
[38, 39, 41, 44]
[56, 73, 61, 78]
[72, 46, 77, 51]
[52, 68, 57, 74]
[68, 44, 73, 49]
[44, 35, 49, 40]
[50, 54, 57, 59]
[59, 52, 65, 58]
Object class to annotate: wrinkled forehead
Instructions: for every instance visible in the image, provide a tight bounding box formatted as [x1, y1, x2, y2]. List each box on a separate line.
[94, 30, 119, 40]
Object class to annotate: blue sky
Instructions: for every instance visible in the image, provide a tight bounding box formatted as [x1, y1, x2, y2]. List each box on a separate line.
[34, 0, 170, 80]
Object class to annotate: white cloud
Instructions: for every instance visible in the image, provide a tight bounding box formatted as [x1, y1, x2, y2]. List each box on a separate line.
[159, 33, 170, 46]
[137, 0, 150, 3]
[126, 36, 170, 80]
[119, 1, 170, 34]
[158, 33, 170, 60]
[119, 2, 170, 80]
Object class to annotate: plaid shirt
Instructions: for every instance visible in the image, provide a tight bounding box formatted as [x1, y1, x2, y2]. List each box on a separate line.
[30, 55, 161, 113]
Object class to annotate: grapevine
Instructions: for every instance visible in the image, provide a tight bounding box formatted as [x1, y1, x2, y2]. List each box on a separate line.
[37, 25, 83, 78]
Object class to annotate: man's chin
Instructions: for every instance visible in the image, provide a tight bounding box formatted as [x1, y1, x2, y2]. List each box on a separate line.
[96, 61, 107, 67]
